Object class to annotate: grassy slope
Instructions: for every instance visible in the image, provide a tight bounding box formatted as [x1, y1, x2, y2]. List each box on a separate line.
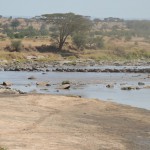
[1, 37, 150, 62]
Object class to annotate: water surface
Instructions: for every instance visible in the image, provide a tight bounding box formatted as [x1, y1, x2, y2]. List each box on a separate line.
[0, 71, 150, 110]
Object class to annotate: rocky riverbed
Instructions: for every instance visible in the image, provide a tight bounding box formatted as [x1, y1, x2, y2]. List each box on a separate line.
[0, 60, 150, 72]
[53, 67, 150, 73]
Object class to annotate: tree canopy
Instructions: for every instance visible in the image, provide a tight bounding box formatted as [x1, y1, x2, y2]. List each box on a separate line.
[41, 13, 93, 50]
[11, 19, 20, 30]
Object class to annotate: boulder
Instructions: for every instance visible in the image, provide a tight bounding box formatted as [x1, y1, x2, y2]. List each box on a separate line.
[106, 84, 114, 88]
[36, 82, 51, 86]
[40, 88, 49, 91]
[62, 81, 70, 85]
[120, 83, 127, 86]
[62, 84, 70, 89]
[121, 86, 139, 90]
[138, 82, 145, 86]
[2, 81, 12, 86]
[143, 85, 150, 89]
[28, 76, 36, 80]
[17, 90, 26, 94]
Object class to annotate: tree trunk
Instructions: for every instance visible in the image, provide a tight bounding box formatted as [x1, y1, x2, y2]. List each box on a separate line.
[58, 34, 68, 50]
[58, 41, 63, 50]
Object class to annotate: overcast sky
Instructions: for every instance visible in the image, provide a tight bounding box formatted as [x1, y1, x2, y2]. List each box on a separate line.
[0, 0, 149, 19]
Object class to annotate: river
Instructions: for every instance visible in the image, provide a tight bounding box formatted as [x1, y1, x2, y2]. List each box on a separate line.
[0, 70, 150, 110]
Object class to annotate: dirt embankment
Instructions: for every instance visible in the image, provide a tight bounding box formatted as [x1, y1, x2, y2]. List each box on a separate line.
[0, 94, 150, 150]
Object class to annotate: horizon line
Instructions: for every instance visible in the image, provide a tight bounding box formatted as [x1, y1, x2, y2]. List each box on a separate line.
[1, 14, 150, 21]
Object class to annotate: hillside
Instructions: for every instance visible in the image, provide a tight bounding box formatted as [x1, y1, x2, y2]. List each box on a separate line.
[0, 16, 150, 62]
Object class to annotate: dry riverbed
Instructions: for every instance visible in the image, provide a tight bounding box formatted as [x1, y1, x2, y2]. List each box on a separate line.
[0, 94, 150, 150]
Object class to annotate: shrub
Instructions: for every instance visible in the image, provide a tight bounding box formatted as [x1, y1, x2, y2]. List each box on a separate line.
[11, 19, 20, 30]
[11, 40, 22, 52]
[72, 33, 87, 49]
[94, 36, 104, 48]
[113, 47, 126, 57]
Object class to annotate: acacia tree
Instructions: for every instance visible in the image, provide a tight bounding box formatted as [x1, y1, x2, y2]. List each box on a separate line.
[41, 13, 92, 50]
[11, 19, 20, 30]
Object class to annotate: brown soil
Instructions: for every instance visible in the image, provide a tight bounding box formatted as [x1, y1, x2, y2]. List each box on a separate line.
[0, 94, 150, 150]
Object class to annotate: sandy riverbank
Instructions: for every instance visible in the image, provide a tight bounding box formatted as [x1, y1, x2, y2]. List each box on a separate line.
[0, 94, 150, 150]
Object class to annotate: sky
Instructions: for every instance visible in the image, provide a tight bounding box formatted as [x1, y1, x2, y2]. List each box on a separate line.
[0, 0, 150, 19]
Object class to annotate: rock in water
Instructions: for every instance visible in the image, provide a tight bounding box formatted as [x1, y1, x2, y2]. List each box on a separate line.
[62, 84, 70, 89]
[121, 86, 140, 90]
[138, 82, 145, 86]
[2, 81, 12, 86]
[28, 76, 36, 80]
[62, 81, 70, 85]
[106, 84, 114, 88]
[36, 82, 51, 86]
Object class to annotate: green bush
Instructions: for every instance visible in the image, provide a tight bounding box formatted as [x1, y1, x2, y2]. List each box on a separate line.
[72, 33, 87, 49]
[4, 26, 43, 38]
[11, 40, 22, 52]
[94, 36, 104, 48]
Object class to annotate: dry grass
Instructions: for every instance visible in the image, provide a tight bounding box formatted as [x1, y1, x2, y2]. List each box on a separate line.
[0, 37, 150, 62]
[22, 38, 51, 47]
[0, 38, 51, 49]
[0, 38, 63, 61]
[0, 50, 63, 62]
